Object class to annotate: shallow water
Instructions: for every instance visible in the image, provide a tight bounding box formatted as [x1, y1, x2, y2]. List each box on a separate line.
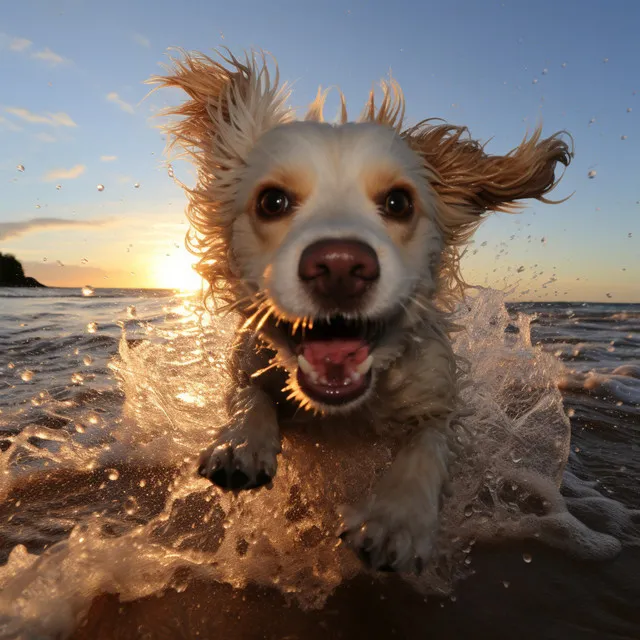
[0, 287, 638, 638]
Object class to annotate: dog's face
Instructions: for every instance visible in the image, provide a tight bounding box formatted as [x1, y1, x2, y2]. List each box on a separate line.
[154, 50, 571, 415]
[230, 121, 442, 411]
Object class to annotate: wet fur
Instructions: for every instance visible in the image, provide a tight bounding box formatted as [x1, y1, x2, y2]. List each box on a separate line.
[151, 49, 572, 572]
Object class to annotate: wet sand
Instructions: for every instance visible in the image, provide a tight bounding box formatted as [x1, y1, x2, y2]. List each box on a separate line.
[73, 541, 640, 640]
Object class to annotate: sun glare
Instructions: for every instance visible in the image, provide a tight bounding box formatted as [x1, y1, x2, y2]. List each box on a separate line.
[154, 247, 204, 291]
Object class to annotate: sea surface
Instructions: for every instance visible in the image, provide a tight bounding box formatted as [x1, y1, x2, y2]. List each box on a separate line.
[0, 287, 639, 639]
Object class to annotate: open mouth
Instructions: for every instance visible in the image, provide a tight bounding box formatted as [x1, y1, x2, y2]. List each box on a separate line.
[281, 316, 385, 406]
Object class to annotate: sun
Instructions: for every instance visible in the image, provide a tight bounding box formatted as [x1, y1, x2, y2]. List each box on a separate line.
[154, 246, 204, 291]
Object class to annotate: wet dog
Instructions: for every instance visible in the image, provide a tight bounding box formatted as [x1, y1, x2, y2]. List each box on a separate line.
[153, 49, 571, 573]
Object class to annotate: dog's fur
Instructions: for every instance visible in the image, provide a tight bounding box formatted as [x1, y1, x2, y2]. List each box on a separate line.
[152, 49, 572, 573]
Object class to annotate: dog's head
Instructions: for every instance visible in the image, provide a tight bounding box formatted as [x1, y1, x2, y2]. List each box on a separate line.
[154, 50, 572, 414]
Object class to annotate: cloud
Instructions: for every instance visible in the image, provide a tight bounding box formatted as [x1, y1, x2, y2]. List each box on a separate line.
[34, 132, 57, 143]
[4, 107, 77, 127]
[106, 92, 135, 114]
[100, 155, 117, 162]
[0, 217, 114, 241]
[43, 164, 86, 182]
[0, 115, 23, 132]
[10, 37, 32, 52]
[132, 33, 150, 48]
[31, 47, 69, 66]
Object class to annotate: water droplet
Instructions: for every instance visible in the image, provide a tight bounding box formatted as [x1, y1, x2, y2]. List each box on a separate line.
[606, 293, 612, 299]
[503, 580, 510, 588]
[589, 117, 596, 125]
[464, 556, 472, 565]
[81, 258, 88, 264]
[532, 78, 538, 84]
[588, 170, 597, 179]
[603, 57, 609, 63]
[464, 505, 473, 517]
[97, 184, 105, 192]
[523, 552, 532, 563]
[126, 305, 137, 318]
[56, 184, 62, 190]
[541, 68, 548, 75]
[87, 414, 99, 425]
[71, 372, 84, 384]
[561, 62, 567, 68]
[541, 236, 547, 244]
[621, 135, 627, 140]
[167, 164, 175, 178]
[124, 496, 139, 515]
[57, 260, 64, 267]
[35, 204, 41, 209]
[106, 469, 120, 481]
[134, 182, 140, 188]
[87, 322, 98, 333]
[627, 107, 632, 113]
[16, 164, 25, 172]
[517, 266, 525, 273]
[83, 355, 93, 366]
[567, 408, 575, 417]
[42, 257, 47, 262]
[20, 370, 34, 382]
[82, 285, 95, 297]
[628, 232, 633, 238]
[75, 423, 86, 433]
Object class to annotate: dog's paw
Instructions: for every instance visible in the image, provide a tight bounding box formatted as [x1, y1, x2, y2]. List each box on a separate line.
[198, 431, 280, 490]
[338, 497, 438, 574]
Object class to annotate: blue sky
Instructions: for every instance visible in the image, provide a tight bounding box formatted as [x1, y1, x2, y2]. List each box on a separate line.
[1, 0, 638, 300]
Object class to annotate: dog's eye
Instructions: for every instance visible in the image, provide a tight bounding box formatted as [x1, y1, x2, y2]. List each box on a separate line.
[257, 188, 291, 219]
[383, 189, 413, 220]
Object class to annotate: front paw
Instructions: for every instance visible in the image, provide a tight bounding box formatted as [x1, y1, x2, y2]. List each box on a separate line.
[339, 497, 438, 574]
[198, 433, 280, 490]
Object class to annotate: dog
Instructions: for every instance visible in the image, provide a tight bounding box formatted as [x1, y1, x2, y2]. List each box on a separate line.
[152, 49, 572, 573]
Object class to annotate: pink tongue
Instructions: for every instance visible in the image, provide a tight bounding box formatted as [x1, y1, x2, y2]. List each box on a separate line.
[302, 340, 369, 383]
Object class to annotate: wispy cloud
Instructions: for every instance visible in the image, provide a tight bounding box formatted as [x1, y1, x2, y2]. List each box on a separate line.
[9, 37, 32, 52]
[106, 92, 135, 114]
[4, 107, 77, 127]
[43, 164, 86, 182]
[31, 47, 69, 66]
[34, 132, 57, 143]
[0, 217, 114, 241]
[1, 33, 71, 65]
[132, 33, 150, 48]
[0, 115, 23, 132]
[100, 155, 117, 162]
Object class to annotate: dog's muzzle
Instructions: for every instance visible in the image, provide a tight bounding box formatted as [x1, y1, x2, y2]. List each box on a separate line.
[292, 238, 379, 406]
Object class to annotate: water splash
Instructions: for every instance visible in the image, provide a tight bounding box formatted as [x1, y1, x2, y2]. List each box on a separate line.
[0, 290, 636, 638]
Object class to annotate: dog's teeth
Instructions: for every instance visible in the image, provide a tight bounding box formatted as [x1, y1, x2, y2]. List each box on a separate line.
[319, 376, 328, 385]
[298, 354, 314, 374]
[356, 355, 374, 376]
[298, 355, 319, 383]
[351, 371, 361, 382]
[343, 377, 352, 386]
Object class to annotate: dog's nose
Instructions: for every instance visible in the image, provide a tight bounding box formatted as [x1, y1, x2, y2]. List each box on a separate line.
[298, 239, 380, 308]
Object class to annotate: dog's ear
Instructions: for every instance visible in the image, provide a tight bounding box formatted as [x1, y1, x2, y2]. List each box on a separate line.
[149, 48, 293, 176]
[405, 121, 572, 239]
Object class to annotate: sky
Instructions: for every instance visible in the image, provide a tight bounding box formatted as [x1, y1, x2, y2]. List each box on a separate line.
[1, 0, 638, 301]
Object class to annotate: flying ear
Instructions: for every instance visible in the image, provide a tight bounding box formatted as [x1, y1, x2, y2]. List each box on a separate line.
[405, 121, 573, 216]
[149, 48, 293, 176]
[147, 50, 293, 306]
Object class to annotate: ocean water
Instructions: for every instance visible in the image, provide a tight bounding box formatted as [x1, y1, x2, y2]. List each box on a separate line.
[0, 287, 639, 639]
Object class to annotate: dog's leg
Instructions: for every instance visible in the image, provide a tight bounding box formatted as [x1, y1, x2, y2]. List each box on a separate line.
[339, 425, 450, 573]
[198, 384, 281, 489]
